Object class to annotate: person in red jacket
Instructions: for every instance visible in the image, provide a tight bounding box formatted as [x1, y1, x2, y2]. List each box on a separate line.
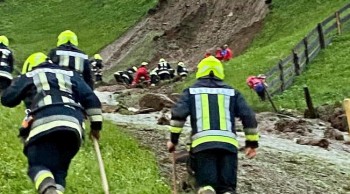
[222, 44, 233, 61]
[246, 74, 267, 101]
[215, 47, 224, 60]
[132, 62, 150, 86]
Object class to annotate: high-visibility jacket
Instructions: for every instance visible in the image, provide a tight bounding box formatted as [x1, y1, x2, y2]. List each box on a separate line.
[157, 61, 171, 75]
[1, 62, 102, 148]
[170, 78, 258, 153]
[48, 44, 93, 89]
[0, 44, 14, 80]
[177, 66, 188, 76]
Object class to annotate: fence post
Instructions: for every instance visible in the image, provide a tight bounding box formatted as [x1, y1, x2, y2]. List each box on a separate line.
[303, 37, 309, 65]
[278, 60, 284, 92]
[292, 49, 300, 75]
[303, 86, 318, 118]
[317, 23, 326, 49]
[336, 11, 342, 35]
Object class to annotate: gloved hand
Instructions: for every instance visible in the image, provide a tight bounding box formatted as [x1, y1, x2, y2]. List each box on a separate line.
[90, 130, 100, 140]
[245, 147, 257, 159]
[166, 141, 176, 153]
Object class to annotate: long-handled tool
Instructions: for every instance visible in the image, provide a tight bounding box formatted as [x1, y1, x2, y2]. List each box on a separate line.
[93, 137, 110, 194]
[172, 152, 178, 194]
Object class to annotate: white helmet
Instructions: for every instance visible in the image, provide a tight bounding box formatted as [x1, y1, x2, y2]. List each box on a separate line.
[141, 62, 148, 66]
[159, 58, 166, 63]
[178, 62, 185, 67]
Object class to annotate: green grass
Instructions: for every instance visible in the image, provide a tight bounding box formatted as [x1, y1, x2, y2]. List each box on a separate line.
[0, 106, 169, 194]
[0, 0, 157, 69]
[273, 34, 350, 109]
[181, 0, 349, 111]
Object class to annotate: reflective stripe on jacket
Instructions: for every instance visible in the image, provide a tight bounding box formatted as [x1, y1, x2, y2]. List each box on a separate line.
[1, 62, 102, 147]
[48, 44, 93, 89]
[170, 78, 258, 153]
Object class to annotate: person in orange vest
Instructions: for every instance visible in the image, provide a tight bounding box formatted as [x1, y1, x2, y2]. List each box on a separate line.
[246, 74, 267, 101]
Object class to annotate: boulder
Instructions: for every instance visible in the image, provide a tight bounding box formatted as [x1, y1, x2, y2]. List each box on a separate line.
[296, 138, 330, 149]
[168, 93, 182, 103]
[324, 127, 344, 140]
[139, 93, 175, 111]
[274, 118, 312, 136]
[157, 113, 170, 125]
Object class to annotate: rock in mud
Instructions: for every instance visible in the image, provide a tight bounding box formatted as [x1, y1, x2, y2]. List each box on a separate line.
[296, 137, 330, 149]
[274, 118, 312, 136]
[139, 93, 175, 111]
[324, 127, 344, 140]
[168, 93, 182, 103]
[157, 112, 171, 125]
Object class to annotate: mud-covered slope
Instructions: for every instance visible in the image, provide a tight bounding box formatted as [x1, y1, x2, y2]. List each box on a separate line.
[101, 0, 269, 79]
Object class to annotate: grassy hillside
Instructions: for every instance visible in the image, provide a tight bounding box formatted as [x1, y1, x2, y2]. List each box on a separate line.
[0, 1, 171, 193]
[0, 0, 157, 68]
[182, 0, 349, 111]
[0, 105, 169, 194]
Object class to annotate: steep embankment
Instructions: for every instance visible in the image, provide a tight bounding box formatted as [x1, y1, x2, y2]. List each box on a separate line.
[102, 0, 269, 81]
[0, 1, 171, 193]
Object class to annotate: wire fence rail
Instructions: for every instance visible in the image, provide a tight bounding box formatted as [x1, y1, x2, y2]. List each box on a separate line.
[265, 3, 350, 96]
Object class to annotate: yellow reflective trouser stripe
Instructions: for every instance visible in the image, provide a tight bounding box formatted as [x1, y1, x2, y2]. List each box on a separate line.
[192, 136, 238, 148]
[56, 190, 63, 194]
[27, 120, 82, 141]
[39, 72, 50, 90]
[89, 115, 103, 122]
[246, 134, 260, 141]
[218, 94, 227, 130]
[170, 126, 182, 133]
[35, 172, 54, 190]
[201, 94, 210, 130]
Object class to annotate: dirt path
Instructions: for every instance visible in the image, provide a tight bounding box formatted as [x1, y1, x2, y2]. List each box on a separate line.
[97, 91, 350, 194]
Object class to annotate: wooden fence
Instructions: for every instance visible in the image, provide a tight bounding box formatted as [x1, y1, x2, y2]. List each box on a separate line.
[265, 3, 350, 96]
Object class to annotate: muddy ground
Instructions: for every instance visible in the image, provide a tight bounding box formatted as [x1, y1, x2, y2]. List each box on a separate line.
[100, 0, 269, 80]
[97, 91, 350, 194]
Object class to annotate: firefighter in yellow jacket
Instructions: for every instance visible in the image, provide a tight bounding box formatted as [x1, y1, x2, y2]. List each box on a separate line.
[167, 56, 259, 194]
[1, 53, 103, 194]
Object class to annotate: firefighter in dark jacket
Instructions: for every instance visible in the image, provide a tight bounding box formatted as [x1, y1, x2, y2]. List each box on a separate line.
[176, 61, 188, 79]
[157, 58, 172, 80]
[48, 30, 93, 89]
[0, 35, 14, 91]
[167, 56, 259, 194]
[90, 54, 104, 82]
[1, 52, 103, 194]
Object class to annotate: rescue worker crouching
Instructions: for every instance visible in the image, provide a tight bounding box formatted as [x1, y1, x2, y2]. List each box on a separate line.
[114, 66, 137, 85]
[0, 35, 14, 91]
[150, 67, 160, 86]
[1, 52, 103, 194]
[176, 61, 188, 79]
[90, 54, 104, 82]
[48, 30, 93, 89]
[157, 58, 172, 80]
[167, 56, 259, 194]
[132, 62, 150, 87]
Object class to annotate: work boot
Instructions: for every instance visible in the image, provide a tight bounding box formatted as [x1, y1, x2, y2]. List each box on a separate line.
[197, 186, 216, 194]
[43, 187, 58, 194]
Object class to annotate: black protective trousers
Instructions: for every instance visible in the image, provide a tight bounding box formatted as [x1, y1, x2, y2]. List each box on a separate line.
[191, 149, 238, 194]
[25, 130, 80, 188]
